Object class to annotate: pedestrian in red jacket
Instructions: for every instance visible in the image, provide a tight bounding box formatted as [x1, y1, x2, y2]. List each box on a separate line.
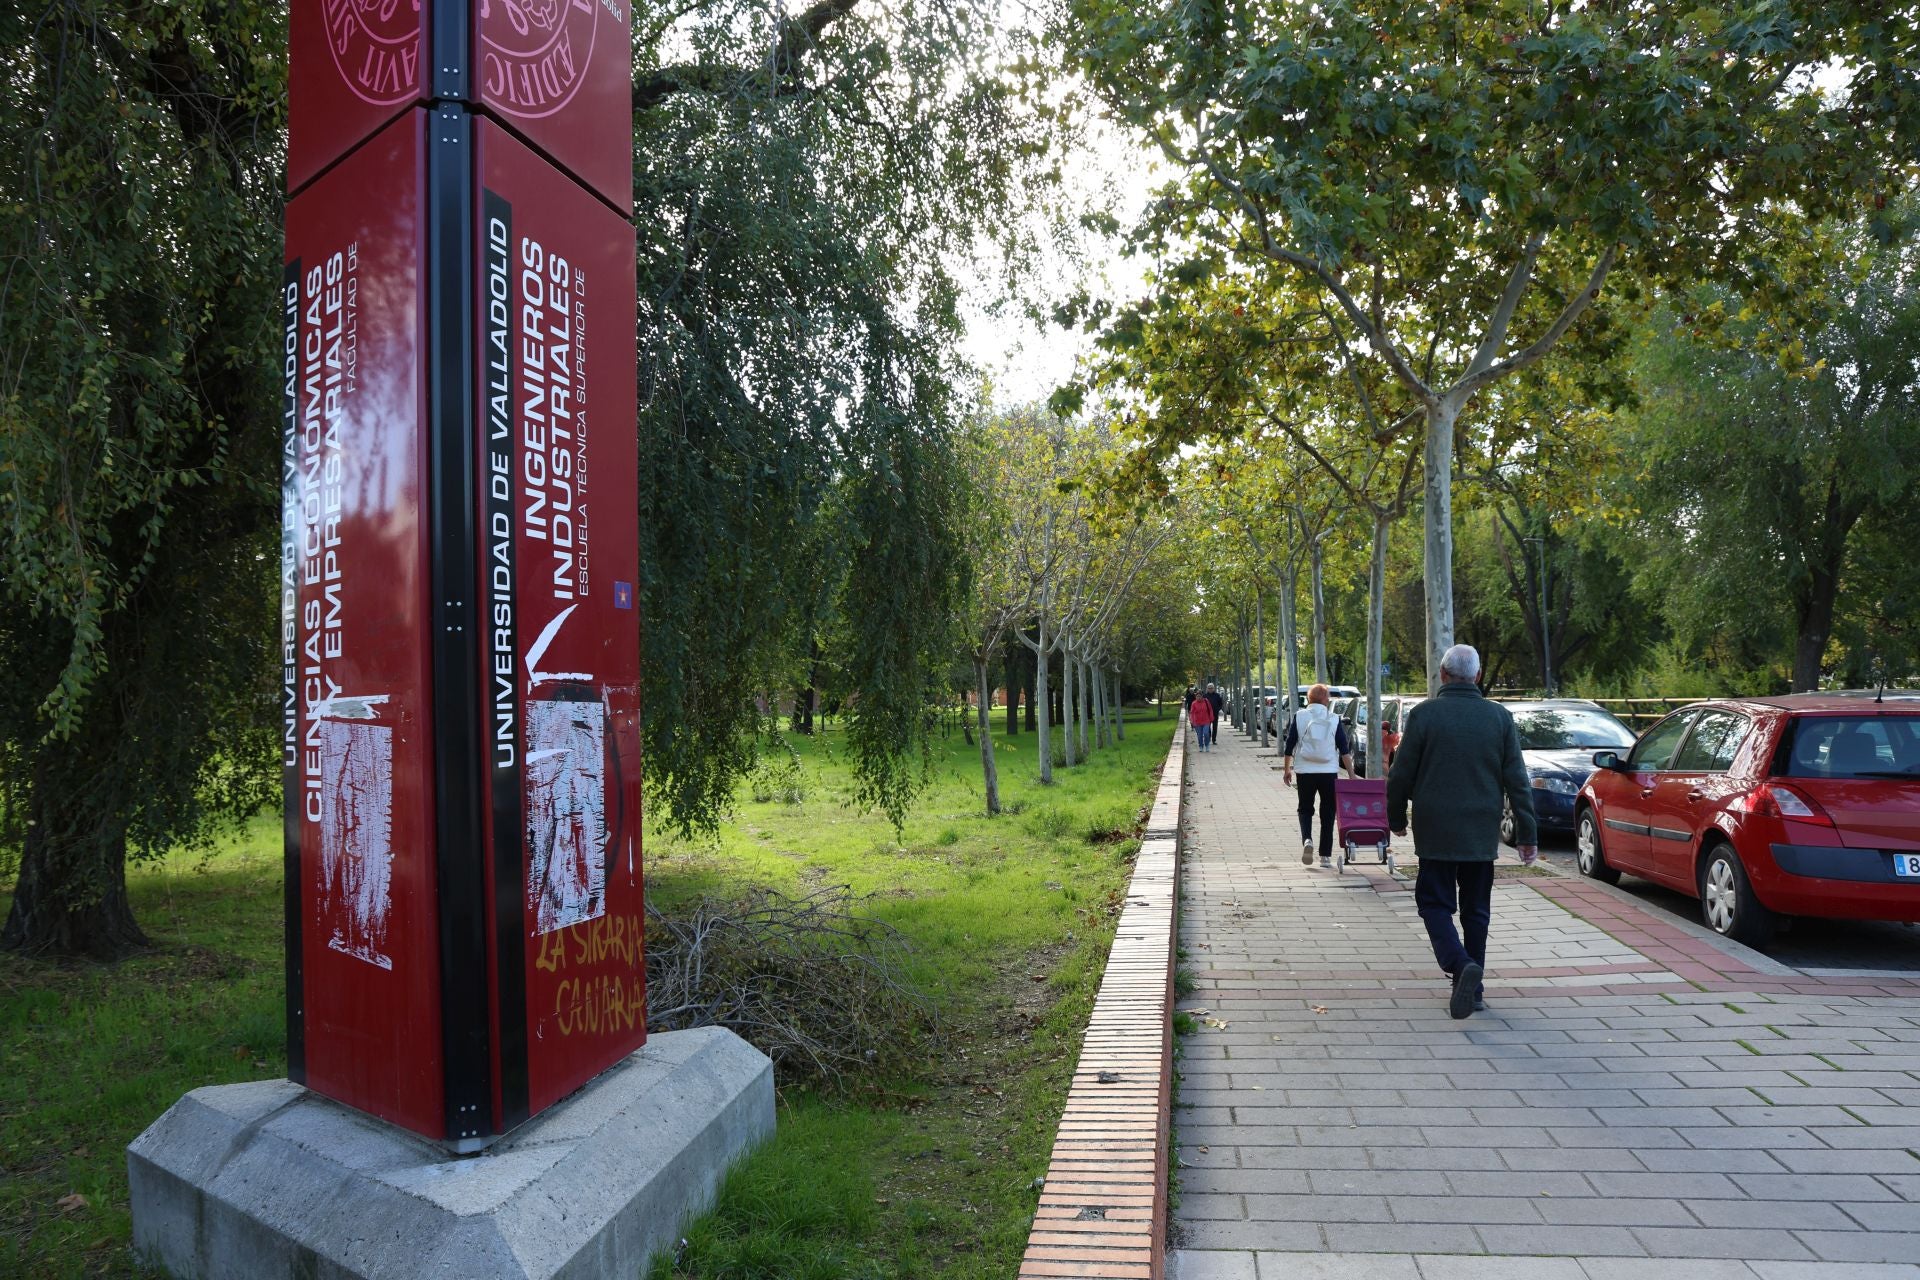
[1189, 687, 1216, 752]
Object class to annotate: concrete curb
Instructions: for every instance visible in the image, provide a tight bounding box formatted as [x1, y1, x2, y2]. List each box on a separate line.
[1017, 714, 1185, 1280]
[126, 1026, 773, 1279]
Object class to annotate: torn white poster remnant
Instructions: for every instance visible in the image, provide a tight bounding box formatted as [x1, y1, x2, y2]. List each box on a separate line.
[318, 717, 396, 969]
[313, 693, 390, 720]
[525, 697, 608, 934]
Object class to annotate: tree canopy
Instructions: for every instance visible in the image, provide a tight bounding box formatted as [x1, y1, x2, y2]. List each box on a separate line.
[1622, 216, 1920, 692]
[0, 0, 287, 953]
[5, 0, 1919, 956]
[0, 0, 1067, 953]
[1055, 0, 1920, 688]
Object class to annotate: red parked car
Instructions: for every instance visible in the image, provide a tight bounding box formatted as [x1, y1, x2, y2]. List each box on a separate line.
[1575, 696, 1920, 947]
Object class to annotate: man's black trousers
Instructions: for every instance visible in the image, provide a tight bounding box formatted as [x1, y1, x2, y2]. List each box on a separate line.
[1296, 771, 1337, 859]
[1414, 858, 1495, 999]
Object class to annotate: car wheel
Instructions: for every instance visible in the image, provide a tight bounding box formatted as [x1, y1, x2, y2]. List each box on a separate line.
[1698, 842, 1776, 949]
[1499, 798, 1516, 847]
[1575, 808, 1621, 885]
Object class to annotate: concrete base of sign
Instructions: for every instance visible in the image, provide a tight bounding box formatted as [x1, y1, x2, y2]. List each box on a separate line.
[126, 1026, 773, 1280]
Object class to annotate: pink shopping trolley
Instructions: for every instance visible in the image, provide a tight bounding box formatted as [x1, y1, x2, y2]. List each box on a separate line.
[1334, 777, 1394, 874]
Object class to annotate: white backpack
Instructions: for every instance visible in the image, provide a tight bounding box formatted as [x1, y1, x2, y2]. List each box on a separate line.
[1295, 705, 1339, 770]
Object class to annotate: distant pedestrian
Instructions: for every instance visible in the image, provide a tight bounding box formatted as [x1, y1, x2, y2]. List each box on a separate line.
[1380, 716, 1402, 769]
[1189, 684, 1216, 751]
[1386, 645, 1539, 1020]
[1183, 685, 1197, 714]
[1282, 684, 1353, 867]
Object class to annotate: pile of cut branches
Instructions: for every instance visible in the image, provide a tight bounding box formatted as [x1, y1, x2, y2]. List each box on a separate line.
[645, 885, 935, 1085]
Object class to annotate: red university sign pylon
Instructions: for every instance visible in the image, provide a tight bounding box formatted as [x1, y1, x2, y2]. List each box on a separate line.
[283, 0, 642, 1149]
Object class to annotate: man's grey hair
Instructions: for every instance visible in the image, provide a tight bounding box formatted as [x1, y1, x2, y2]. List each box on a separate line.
[1205, 682, 1217, 691]
[1440, 643, 1482, 681]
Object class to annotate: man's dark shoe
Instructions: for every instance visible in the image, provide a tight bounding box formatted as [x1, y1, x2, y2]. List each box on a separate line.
[1473, 997, 1489, 1013]
[1450, 962, 1483, 1020]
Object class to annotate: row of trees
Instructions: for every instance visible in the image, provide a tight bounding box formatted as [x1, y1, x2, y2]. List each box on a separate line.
[0, 0, 1071, 955]
[1047, 0, 1919, 741]
[1116, 222, 1920, 713]
[6, 0, 1917, 955]
[957, 408, 1189, 812]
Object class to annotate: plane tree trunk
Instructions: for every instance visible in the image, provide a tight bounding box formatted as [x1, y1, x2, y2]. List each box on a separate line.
[1241, 612, 1256, 739]
[1023, 622, 1054, 784]
[1062, 648, 1078, 767]
[1078, 654, 1091, 759]
[1277, 562, 1300, 737]
[975, 657, 1001, 814]
[1256, 593, 1269, 747]
[1424, 397, 1459, 694]
[1309, 542, 1329, 683]
[1366, 511, 1390, 778]
[1004, 636, 1021, 736]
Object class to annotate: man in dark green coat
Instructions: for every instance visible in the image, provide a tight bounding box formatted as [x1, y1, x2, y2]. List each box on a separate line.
[1387, 644, 1539, 1019]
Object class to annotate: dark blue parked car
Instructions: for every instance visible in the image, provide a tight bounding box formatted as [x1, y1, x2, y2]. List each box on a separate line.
[1498, 700, 1637, 844]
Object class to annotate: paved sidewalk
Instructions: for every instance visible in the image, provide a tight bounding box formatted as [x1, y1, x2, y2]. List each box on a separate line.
[1172, 724, 1920, 1279]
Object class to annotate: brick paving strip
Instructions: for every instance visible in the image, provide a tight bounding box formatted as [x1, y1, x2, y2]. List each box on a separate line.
[1019, 715, 1186, 1279]
[1171, 725, 1920, 1280]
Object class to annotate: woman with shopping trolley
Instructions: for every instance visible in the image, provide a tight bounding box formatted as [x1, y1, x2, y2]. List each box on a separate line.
[1280, 684, 1354, 868]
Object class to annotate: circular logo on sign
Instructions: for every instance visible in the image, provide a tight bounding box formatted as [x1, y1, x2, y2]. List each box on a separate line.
[322, 0, 422, 107]
[480, 0, 604, 120]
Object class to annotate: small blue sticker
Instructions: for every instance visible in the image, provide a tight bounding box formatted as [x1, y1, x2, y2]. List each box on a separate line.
[613, 581, 634, 610]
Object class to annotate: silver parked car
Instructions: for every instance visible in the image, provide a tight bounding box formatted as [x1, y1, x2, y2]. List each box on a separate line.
[1273, 684, 1360, 737]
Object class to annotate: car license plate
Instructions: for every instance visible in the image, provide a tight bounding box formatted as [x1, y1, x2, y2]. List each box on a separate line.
[1895, 855, 1920, 879]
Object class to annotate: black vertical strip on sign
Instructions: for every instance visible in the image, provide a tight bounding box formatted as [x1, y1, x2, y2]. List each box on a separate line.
[281, 258, 306, 1083]
[482, 184, 532, 1131]
[427, 103, 493, 1147]
[430, 0, 467, 101]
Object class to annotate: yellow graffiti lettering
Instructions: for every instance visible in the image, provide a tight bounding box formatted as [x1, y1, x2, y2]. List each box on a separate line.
[535, 928, 568, 973]
[549, 973, 646, 1038]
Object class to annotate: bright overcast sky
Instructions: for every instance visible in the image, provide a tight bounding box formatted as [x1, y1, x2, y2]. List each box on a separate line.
[958, 97, 1163, 408]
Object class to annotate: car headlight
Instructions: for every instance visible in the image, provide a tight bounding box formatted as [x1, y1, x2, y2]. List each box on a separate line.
[1530, 774, 1578, 795]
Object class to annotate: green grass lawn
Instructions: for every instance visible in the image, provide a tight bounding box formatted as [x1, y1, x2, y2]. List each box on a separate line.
[1, 708, 1178, 1279]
